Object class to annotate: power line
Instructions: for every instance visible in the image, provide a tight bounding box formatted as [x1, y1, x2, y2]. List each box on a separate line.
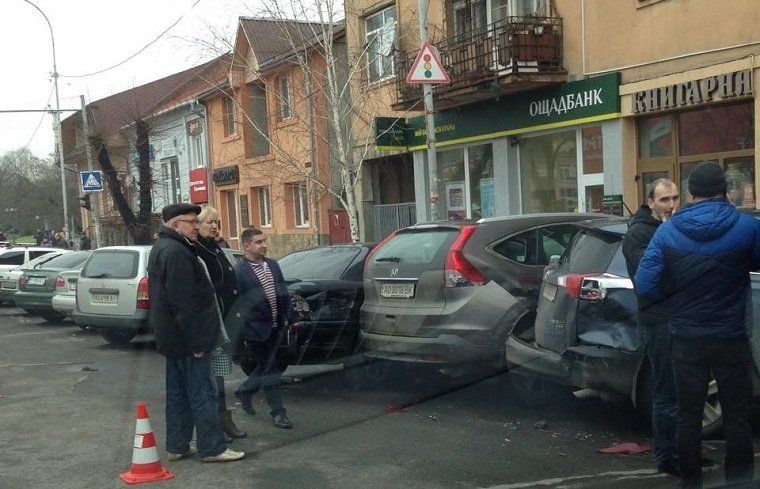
[17, 83, 55, 156]
[59, 0, 202, 78]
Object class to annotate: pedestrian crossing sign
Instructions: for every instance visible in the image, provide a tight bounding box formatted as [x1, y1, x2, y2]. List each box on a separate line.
[80, 171, 104, 192]
[406, 41, 451, 85]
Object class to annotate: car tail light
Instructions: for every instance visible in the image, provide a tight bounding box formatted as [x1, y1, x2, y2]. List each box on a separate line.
[18, 276, 28, 288]
[445, 225, 486, 288]
[136, 277, 150, 310]
[55, 275, 65, 289]
[557, 273, 631, 301]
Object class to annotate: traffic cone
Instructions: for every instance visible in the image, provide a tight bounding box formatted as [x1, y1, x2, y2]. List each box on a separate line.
[119, 403, 174, 485]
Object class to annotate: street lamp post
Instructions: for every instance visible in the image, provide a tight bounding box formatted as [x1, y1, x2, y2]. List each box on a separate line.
[24, 0, 69, 236]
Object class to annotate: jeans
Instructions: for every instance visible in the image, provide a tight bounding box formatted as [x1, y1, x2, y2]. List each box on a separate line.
[671, 336, 754, 488]
[236, 333, 285, 417]
[643, 324, 679, 466]
[165, 355, 226, 458]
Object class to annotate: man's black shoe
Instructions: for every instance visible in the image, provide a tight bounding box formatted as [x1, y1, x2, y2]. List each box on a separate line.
[272, 414, 293, 429]
[658, 459, 682, 478]
[235, 393, 256, 416]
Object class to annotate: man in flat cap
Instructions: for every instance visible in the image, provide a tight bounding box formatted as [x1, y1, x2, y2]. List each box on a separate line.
[148, 203, 244, 463]
[636, 162, 760, 487]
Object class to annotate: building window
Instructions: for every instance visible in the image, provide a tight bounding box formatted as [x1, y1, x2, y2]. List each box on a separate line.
[247, 82, 270, 157]
[365, 6, 397, 83]
[223, 96, 236, 137]
[278, 76, 292, 120]
[191, 135, 204, 166]
[454, 0, 486, 38]
[290, 182, 309, 227]
[222, 190, 239, 239]
[436, 143, 494, 220]
[256, 186, 272, 227]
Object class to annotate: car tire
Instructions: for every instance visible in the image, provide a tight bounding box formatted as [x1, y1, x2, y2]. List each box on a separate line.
[38, 311, 65, 322]
[508, 372, 567, 406]
[635, 367, 723, 438]
[101, 330, 137, 346]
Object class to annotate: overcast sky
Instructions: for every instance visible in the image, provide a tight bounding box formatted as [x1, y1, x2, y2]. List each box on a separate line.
[0, 0, 253, 158]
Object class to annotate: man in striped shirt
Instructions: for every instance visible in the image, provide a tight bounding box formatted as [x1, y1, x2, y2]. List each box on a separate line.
[233, 227, 295, 429]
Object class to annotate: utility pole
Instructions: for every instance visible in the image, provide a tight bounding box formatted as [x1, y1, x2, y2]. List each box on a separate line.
[417, 0, 439, 221]
[80, 95, 102, 247]
[24, 0, 69, 236]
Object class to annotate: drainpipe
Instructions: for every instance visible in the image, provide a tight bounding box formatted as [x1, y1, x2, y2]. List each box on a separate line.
[305, 69, 320, 245]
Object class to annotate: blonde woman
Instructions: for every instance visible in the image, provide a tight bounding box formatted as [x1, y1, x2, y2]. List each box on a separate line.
[197, 206, 247, 440]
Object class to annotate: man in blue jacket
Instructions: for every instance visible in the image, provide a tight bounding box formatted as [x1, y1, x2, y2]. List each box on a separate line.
[636, 162, 760, 487]
[234, 227, 295, 429]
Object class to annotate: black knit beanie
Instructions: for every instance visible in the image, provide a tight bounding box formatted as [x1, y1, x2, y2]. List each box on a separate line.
[688, 161, 727, 198]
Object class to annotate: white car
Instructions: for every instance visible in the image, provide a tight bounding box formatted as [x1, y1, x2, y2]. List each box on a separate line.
[0, 247, 61, 274]
[51, 269, 82, 320]
[0, 250, 71, 306]
[73, 245, 244, 345]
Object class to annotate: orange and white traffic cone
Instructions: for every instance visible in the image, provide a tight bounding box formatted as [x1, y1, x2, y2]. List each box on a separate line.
[119, 403, 174, 485]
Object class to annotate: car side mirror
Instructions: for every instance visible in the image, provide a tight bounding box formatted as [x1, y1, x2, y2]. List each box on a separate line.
[549, 255, 561, 266]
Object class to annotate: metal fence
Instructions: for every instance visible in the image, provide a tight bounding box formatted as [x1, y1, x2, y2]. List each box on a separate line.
[373, 203, 416, 242]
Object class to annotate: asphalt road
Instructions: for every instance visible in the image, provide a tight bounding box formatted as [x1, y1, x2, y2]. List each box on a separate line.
[1, 305, 758, 488]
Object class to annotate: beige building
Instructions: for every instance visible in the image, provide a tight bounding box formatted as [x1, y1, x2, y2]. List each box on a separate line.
[582, 0, 757, 210]
[345, 0, 758, 236]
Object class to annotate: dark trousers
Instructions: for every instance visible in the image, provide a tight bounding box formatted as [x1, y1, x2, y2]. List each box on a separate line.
[165, 355, 226, 458]
[644, 324, 679, 466]
[671, 336, 754, 487]
[235, 332, 285, 417]
[216, 376, 227, 412]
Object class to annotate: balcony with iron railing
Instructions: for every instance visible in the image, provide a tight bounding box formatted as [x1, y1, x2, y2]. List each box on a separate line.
[393, 15, 565, 110]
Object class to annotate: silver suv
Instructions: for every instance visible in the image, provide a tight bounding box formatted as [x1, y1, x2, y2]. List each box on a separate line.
[360, 214, 613, 373]
[73, 245, 244, 345]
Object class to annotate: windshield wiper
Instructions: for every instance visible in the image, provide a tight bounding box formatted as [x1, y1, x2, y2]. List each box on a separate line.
[87, 273, 109, 278]
[375, 256, 400, 262]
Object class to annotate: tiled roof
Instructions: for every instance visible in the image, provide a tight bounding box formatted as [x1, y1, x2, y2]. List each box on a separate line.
[65, 54, 230, 138]
[239, 17, 330, 69]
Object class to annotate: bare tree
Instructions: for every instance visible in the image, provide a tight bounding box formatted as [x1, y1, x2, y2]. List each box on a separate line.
[192, 1, 418, 242]
[89, 119, 153, 245]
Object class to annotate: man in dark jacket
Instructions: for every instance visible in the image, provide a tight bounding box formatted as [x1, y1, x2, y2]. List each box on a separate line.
[636, 162, 760, 487]
[148, 203, 244, 463]
[622, 178, 680, 476]
[233, 227, 295, 430]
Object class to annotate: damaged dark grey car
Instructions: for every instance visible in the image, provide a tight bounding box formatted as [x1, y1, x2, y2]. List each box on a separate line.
[506, 220, 760, 436]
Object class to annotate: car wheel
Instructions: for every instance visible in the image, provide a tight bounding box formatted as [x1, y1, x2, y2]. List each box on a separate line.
[101, 330, 137, 346]
[508, 372, 566, 406]
[38, 311, 65, 322]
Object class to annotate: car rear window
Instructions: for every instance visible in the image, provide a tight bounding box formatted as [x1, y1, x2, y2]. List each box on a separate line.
[564, 231, 622, 274]
[0, 251, 24, 265]
[280, 247, 360, 281]
[81, 251, 139, 279]
[373, 229, 456, 265]
[36, 251, 91, 270]
[21, 252, 64, 270]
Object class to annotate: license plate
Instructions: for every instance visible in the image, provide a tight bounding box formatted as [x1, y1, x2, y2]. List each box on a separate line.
[91, 294, 118, 304]
[542, 283, 557, 302]
[28, 277, 46, 286]
[2, 281, 16, 290]
[380, 283, 415, 299]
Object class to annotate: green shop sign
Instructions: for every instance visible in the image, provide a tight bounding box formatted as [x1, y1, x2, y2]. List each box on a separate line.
[376, 72, 620, 150]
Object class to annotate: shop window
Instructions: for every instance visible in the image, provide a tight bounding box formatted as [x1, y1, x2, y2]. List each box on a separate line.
[437, 148, 466, 219]
[436, 144, 493, 220]
[581, 126, 604, 174]
[365, 6, 397, 83]
[223, 97, 236, 137]
[638, 115, 673, 158]
[468, 144, 494, 219]
[725, 157, 755, 209]
[678, 103, 754, 156]
[520, 131, 578, 213]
